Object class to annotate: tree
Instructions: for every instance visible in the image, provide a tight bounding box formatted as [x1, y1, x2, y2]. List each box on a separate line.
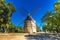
[0, 0, 16, 33]
[42, 11, 57, 33]
[54, 2, 60, 13]
[54, 1, 60, 33]
[15, 26, 24, 33]
[36, 25, 41, 32]
[41, 11, 52, 22]
[42, 1, 60, 33]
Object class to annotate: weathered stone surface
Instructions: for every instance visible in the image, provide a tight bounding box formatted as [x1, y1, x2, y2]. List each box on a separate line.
[24, 15, 36, 34]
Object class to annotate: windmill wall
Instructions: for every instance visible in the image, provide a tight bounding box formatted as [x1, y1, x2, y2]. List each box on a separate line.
[24, 19, 37, 34]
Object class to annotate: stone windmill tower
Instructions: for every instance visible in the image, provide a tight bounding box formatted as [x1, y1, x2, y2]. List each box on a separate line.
[24, 14, 36, 34]
[19, 7, 40, 33]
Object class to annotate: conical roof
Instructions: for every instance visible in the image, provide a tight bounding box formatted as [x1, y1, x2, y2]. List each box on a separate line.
[26, 14, 33, 20]
[25, 14, 36, 23]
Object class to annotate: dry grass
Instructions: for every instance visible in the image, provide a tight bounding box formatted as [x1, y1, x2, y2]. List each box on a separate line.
[0, 33, 28, 40]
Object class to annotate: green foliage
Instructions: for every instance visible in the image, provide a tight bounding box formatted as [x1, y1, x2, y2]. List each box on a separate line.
[41, 11, 52, 22]
[54, 2, 60, 13]
[0, 0, 16, 33]
[42, 1, 60, 33]
[36, 25, 41, 32]
[0, 0, 24, 33]
[15, 27, 24, 33]
[7, 26, 24, 33]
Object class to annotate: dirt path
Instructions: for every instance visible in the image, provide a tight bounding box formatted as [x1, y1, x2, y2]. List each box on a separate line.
[0, 36, 27, 40]
[0, 33, 28, 40]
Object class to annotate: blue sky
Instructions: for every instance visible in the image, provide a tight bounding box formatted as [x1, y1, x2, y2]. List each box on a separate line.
[6, 0, 56, 27]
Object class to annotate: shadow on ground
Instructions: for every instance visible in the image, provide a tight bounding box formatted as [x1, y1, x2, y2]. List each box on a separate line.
[25, 33, 60, 40]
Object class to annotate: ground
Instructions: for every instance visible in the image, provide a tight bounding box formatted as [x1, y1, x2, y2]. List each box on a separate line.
[0, 33, 60, 40]
[0, 33, 27, 40]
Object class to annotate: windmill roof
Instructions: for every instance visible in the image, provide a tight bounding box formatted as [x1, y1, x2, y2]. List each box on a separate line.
[25, 14, 36, 23]
[26, 15, 33, 20]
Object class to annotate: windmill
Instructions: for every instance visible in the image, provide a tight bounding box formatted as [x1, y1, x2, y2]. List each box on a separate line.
[18, 6, 40, 34]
